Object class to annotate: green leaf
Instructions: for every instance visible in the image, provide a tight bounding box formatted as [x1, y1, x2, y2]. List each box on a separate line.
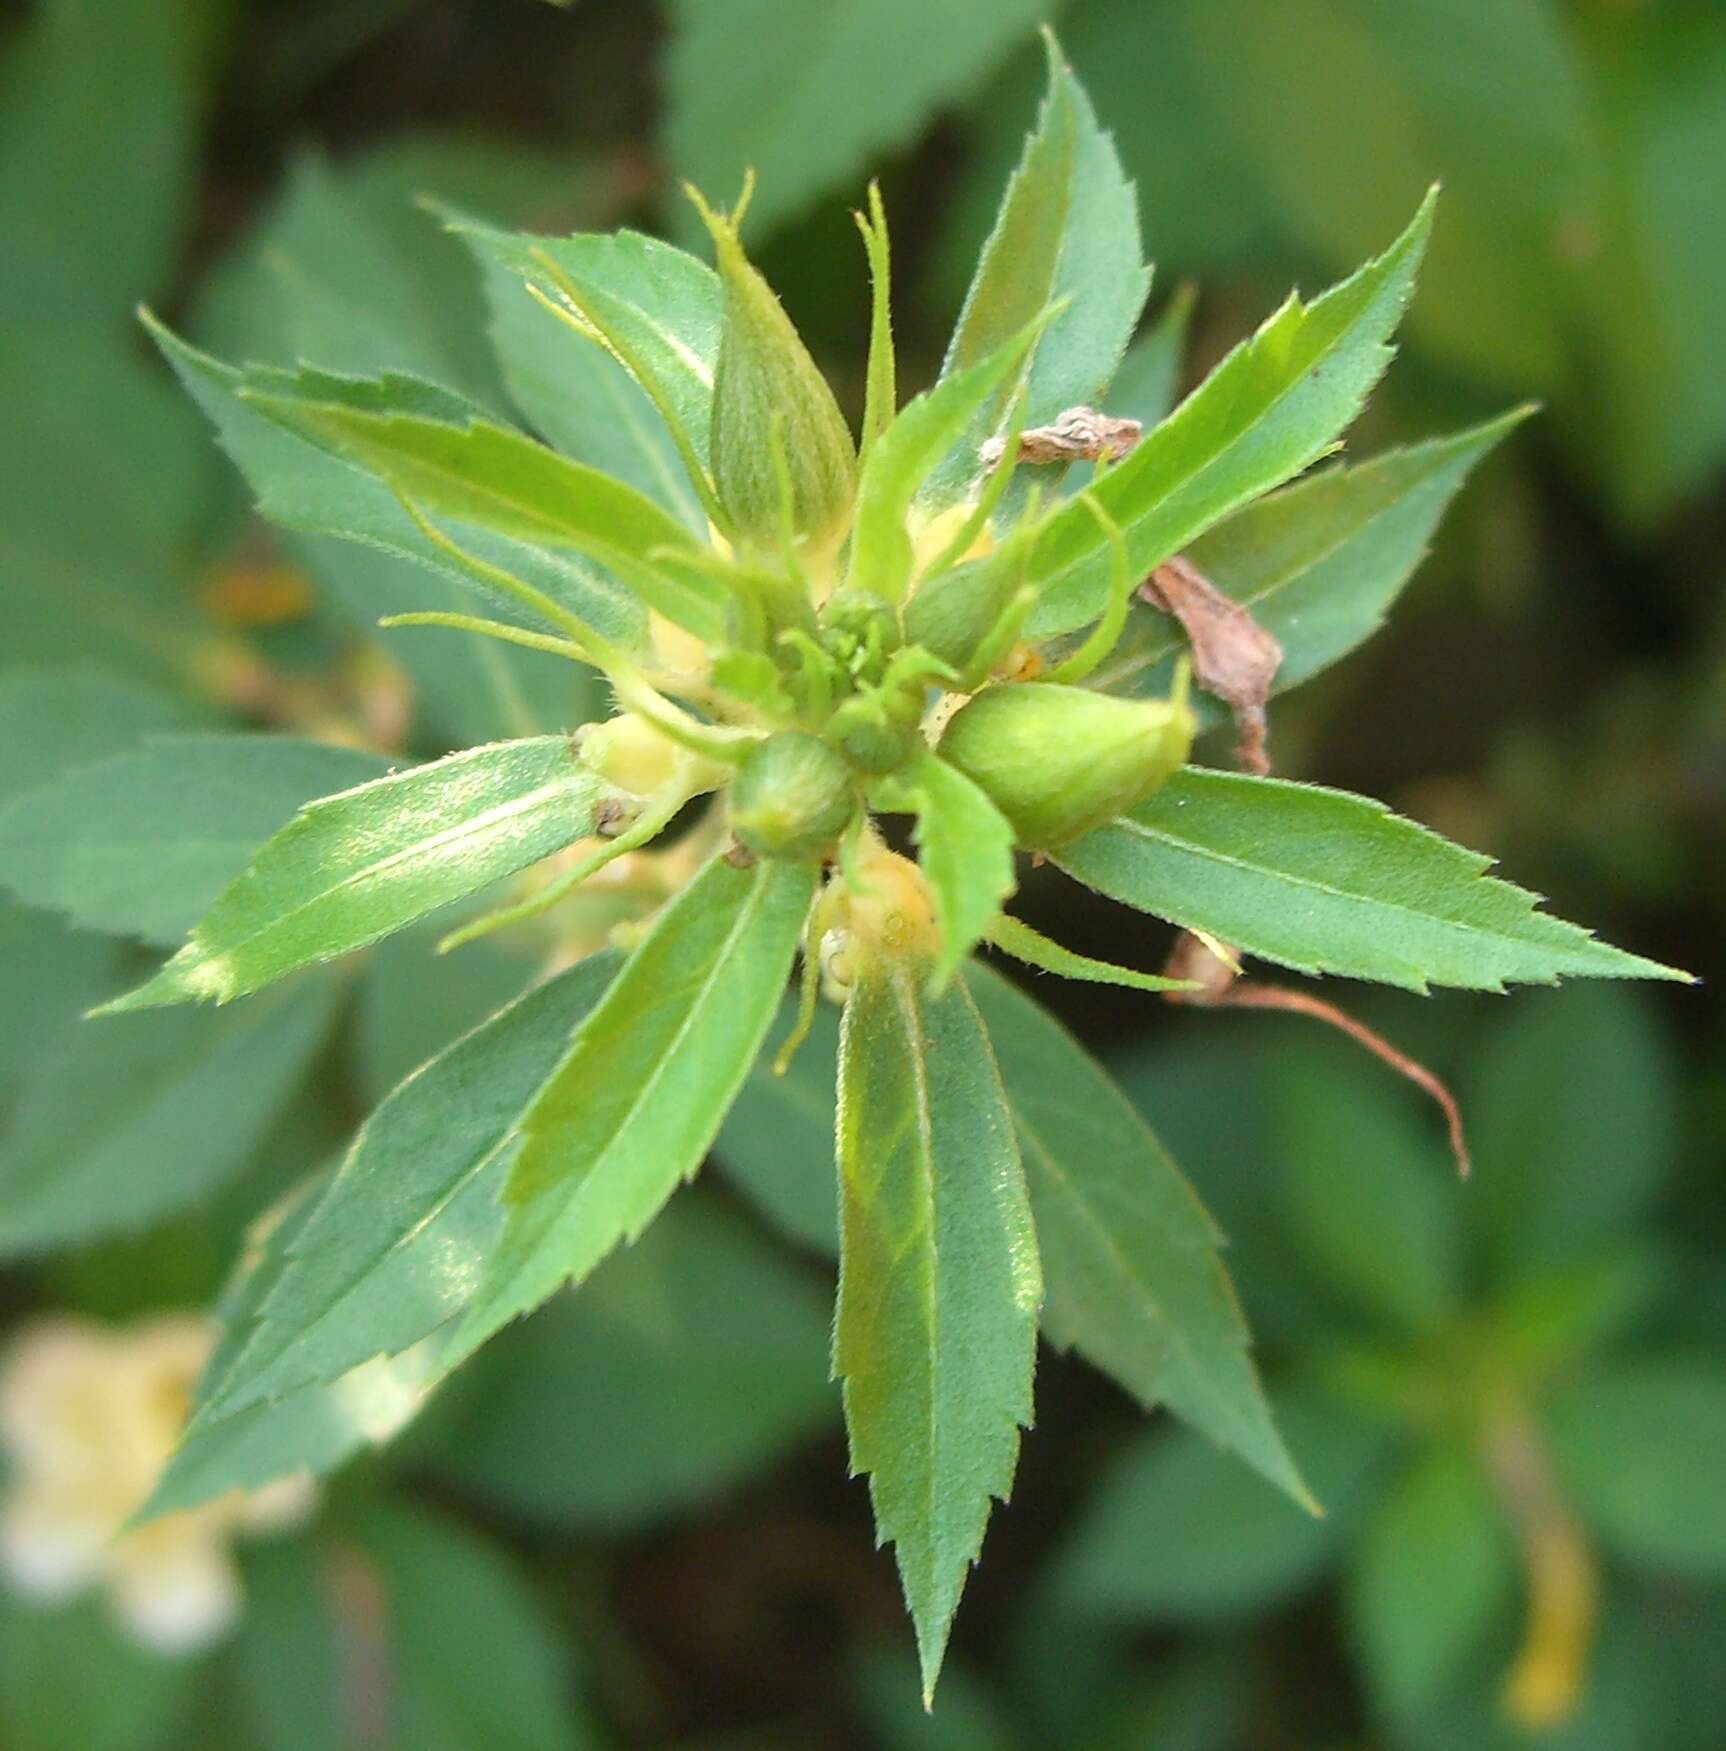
[1344, 1444, 1515, 1718]
[454, 220, 719, 527]
[850, 317, 1048, 601]
[1055, 767, 1690, 992]
[0, 669, 201, 805]
[355, 1503, 599, 1751]
[449, 855, 816, 1366]
[240, 376, 726, 641]
[105, 738, 614, 1011]
[1090, 410, 1532, 700]
[984, 913, 1193, 994]
[229, 1542, 346, 1751]
[835, 958, 1040, 1701]
[1549, 1358, 1726, 1583]
[1027, 191, 1436, 636]
[0, 737, 386, 948]
[1103, 285, 1195, 432]
[716, 996, 843, 1254]
[191, 953, 623, 1429]
[0, 0, 197, 333]
[967, 963, 1305, 1505]
[0, 975, 342, 1256]
[1470, 985, 1678, 1278]
[869, 747, 1017, 987]
[145, 318, 645, 651]
[410, 1198, 833, 1531]
[934, 30, 1148, 496]
[1052, 1387, 1394, 1621]
[663, 0, 1050, 242]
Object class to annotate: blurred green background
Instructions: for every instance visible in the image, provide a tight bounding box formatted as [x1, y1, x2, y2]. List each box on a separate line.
[0, 2, 1722, 1746]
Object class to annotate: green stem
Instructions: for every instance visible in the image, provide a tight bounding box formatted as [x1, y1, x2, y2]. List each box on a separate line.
[378, 612, 587, 662]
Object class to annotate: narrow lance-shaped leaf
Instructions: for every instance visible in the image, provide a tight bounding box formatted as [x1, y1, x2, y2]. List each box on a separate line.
[240, 377, 729, 642]
[446, 853, 817, 1368]
[966, 963, 1308, 1505]
[835, 955, 1041, 1702]
[452, 219, 721, 527]
[1055, 767, 1692, 992]
[1028, 191, 1437, 637]
[868, 747, 1016, 988]
[105, 737, 620, 1011]
[1089, 409, 1534, 702]
[144, 316, 643, 647]
[187, 953, 624, 1431]
[930, 29, 1149, 500]
[0, 737, 386, 947]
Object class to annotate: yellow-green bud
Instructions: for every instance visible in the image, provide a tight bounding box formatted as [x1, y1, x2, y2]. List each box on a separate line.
[577, 713, 729, 804]
[937, 681, 1194, 849]
[691, 185, 856, 562]
[729, 731, 856, 860]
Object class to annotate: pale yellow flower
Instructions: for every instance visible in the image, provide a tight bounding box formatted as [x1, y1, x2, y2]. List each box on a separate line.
[0, 1314, 313, 1655]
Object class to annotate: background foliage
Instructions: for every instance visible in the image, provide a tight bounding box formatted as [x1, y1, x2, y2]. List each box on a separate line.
[0, 1, 1721, 1745]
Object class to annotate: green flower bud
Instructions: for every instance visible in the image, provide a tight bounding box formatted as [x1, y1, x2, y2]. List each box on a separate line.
[729, 731, 856, 860]
[690, 184, 856, 563]
[936, 680, 1194, 849]
[577, 713, 729, 804]
[903, 547, 1018, 674]
[828, 695, 917, 774]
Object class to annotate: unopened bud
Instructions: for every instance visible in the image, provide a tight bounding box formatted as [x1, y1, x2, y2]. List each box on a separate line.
[937, 680, 1193, 849]
[729, 731, 856, 860]
[577, 713, 728, 803]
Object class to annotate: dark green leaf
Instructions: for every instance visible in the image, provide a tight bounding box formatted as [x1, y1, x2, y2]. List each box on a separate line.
[193, 953, 623, 1429]
[836, 958, 1040, 1700]
[1056, 767, 1689, 992]
[934, 31, 1148, 497]
[411, 1198, 832, 1530]
[0, 976, 342, 1256]
[1053, 1388, 1394, 1621]
[1090, 411, 1531, 700]
[0, 737, 386, 948]
[106, 738, 612, 1011]
[968, 964, 1306, 1504]
[450, 855, 815, 1366]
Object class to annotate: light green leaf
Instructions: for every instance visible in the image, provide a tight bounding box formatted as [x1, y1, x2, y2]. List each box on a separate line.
[0, 737, 386, 948]
[145, 318, 645, 650]
[1345, 1445, 1515, 1717]
[835, 958, 1040, 1701]
[1055, 767, 1690, 992]
[716, 996, 843, 1254]
[663, 0, 1050, 242]
[1090, 410, 1531, 700]
[0, 975, 342, 1257]
[870, 747, 1016, 987]
[192, 952, 623, 1429]
[454, 220, 719, 527]
[410, 1198, 833, 1531]
[1028, 192, 1436, 636]
[985, 913, 1193, 994]
[1053, 1387, 1394, 1621]
[1549, 1358, 1726, 1582]
[106, 738, 614, 1011]
[850, 317, 1047, 600]
[934, 30, 1148, 496]
[449, 854, 816, 1366]
[968, 963, 1305, 1504]
[240, 377, 725, 641]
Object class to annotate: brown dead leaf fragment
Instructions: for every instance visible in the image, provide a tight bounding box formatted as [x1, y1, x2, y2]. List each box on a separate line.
[979, 405, 1143, 470]
[1141, 555, 1284, 775]
[1161, 931, 1471, 1177]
